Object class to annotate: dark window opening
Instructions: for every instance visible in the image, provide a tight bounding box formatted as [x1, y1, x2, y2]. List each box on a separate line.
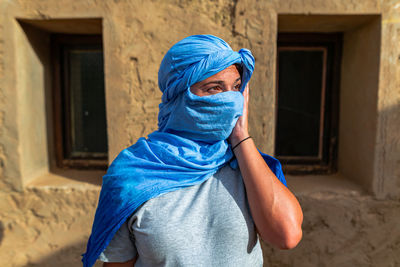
[275, 33, 342, 174]
[52, 34, 108, 169]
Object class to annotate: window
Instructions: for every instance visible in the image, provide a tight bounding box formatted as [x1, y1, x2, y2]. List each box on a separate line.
[275, 33, 342, 174]
[51, 34, 108, 169]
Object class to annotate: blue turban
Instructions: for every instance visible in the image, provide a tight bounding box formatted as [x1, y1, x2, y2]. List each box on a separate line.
[82, 35, 286, 267]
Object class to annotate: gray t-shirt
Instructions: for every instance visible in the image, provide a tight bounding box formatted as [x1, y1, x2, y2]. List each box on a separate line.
[99, 165, 263, 267]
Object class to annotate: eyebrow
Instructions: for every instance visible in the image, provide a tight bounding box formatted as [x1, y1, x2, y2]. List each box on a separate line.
[201, 77, 241, 87]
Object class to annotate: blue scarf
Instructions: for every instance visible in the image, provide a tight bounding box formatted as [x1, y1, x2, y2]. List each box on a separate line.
[82, 35, 287, 267]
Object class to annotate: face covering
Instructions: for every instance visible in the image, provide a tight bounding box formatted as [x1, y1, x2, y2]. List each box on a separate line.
[163, 88, 244, 141]
[82, 34, 286, 267]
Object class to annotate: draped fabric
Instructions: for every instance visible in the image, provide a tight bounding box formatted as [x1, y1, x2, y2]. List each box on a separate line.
[82, 35, 286, 267]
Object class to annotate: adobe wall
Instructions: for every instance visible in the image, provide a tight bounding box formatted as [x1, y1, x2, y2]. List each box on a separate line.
[0, 0, 399, 266]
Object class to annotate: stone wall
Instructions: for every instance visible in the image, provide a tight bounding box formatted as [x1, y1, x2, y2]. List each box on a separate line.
[0, 0, 399, 266]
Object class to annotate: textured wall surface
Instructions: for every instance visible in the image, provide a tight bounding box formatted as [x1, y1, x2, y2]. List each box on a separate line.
[0, 187, 101, 267]
[0, 0, 399, 266]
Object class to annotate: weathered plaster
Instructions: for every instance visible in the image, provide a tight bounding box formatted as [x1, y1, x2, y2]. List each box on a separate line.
[0, 187, 102, 267]
[374, 0, 400, 199]
[339, 17, 381, 193]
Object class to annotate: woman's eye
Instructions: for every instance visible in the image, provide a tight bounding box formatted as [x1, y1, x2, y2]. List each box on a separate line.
[207, 87, 222, 93]
[234, 84, 241, 91]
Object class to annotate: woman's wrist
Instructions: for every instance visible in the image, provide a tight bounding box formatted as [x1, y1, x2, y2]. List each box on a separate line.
[230, 131, 250, 148]
[232, 136, 252, 150]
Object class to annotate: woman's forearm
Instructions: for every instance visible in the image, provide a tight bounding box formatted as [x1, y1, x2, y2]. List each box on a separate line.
[233, 137, 303, 249]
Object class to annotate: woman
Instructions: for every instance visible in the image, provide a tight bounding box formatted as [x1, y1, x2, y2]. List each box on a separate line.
[82, 35, 303, 267]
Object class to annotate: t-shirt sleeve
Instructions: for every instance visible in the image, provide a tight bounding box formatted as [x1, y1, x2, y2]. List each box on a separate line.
[98, 220, 138, 263]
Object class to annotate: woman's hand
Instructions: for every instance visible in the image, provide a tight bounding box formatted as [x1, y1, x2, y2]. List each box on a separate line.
[230, 83, 303, 249]
[229, 84, 250, 146]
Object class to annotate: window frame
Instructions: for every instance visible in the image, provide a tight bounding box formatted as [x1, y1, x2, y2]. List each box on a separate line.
[51, 34, 108, 170]
[275, 33, 342, 175]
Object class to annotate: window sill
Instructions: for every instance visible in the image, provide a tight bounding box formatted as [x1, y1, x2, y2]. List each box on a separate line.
[25, 168, 106, 189]
[286, 172, 365, 198]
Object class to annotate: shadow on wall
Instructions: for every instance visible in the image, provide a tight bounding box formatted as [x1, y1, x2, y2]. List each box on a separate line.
[23, 240, 103, 267]
[0, 221, 4, 246]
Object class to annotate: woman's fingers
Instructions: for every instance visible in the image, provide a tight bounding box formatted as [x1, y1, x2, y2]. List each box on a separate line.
[244, 83, 249, 99]
[243, 84, 249, 117]
[241, 83, 249, 127]
[238, 84, 250, 132]
[229, 83, 250, 144]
